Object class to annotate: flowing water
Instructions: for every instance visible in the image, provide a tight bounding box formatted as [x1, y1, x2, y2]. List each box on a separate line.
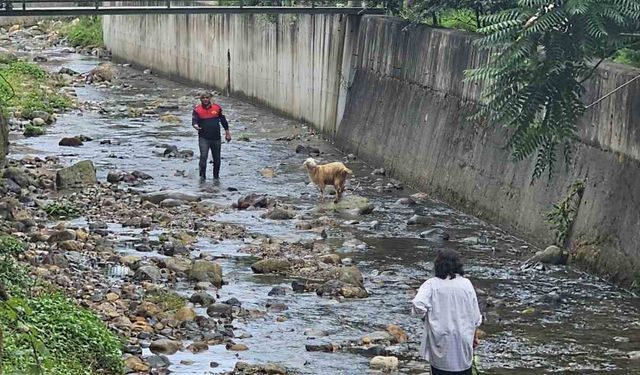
[6, 36, 640, 375]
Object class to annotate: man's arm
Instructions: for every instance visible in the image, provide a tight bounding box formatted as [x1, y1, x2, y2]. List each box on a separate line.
[192, 109, 201, 130]
[220, 110, 231, 141]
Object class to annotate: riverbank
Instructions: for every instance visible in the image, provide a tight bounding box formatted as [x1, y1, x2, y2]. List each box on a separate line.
[1, 18, 639, 375]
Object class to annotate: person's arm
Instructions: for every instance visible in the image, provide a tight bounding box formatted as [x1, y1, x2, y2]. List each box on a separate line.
[411, 281, 432, 321]
[220, 110, 231, 141]
[192, 108, 201, 130]
[470, 286, 483, 348]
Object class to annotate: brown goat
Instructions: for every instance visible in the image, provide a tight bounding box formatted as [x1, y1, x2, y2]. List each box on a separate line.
[303, 158, 353, 203]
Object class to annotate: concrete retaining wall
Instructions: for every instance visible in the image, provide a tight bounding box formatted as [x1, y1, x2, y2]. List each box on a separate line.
[103, 14, 640, 285]
[103, 13, 357, 134]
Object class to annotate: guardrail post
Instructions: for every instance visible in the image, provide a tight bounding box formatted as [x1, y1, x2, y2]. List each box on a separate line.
[239, 0, 243, 8]
[311, 0, 315, 8]
[167, 0, 170, 8]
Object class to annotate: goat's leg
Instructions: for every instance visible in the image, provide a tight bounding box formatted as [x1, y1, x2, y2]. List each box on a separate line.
[319, 185, 325, 202]
[334, 182, 342, 203]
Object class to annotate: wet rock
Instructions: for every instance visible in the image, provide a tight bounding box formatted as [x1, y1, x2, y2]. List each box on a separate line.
[262, 206, 295, 220]
[174, 307, 196, 322]
[333, 266, 364, 287]
[330, 195, 374, 215]
[628, 351, 640, 360]
[149, 339, 181, 355]
[47, 229, 76, 243]
[59, 67, 78, 75]
[420, 228, 450, 241]
[362, 331, 393, 344]
[259, 168, 275, 177]
[387, 324, 409, 343]
[32, 118, 46, 127]
[372, 168, 385, 176]
[106, 170, 123, 183]
[224, 297, 242, 307]
[233, 362, 288, 374]
[2, 178, 21, 194]
[266, 301, 288, 312]
[187, 341, 209, 354]
[56, 160, 97, 189]
[250, 259, 291, 274]
[268, 286, 288, 296]
[59, 240, 83, 251]
[396, 197, 416, 206]
[539, 291, 564, 304]
[370, 356, 398, 371]
[291, 280, 307, 293]
[206, 303, 233, 318]
[316, 279, 368, 299]
[159, 114, 181, 123]
[226, 343, 248, 351]
[526, 245, 567, 265]
[163, 145, 178, 157]
[304, 328, 329, 338]
[134, 265, 162, 282]
[189, 291, 216, 307]
[2, 167, 33, 188]
[59, 137, 84, 147]
[124, 356, 149, 372]
[305, 341, 336, 352]
[159, 198, 184, 208]
[407, 215, 434, 226]
[236, 193, 269, 210]
[147, 354, 171, 369]
[33, 55, 47, 62]
[322, 254, 341, 264]
[295, 145, 320, 155]
[132, 170, 153, 180]
[189, 260, 223, 287]
[164, 257, 192, 274]
[141, 190, 200, 204]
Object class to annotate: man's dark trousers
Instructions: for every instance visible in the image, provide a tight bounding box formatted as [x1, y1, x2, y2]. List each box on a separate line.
[199, 137, 221, 179]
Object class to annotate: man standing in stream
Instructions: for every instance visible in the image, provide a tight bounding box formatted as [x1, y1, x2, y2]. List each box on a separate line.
[192, 92, 231, 181]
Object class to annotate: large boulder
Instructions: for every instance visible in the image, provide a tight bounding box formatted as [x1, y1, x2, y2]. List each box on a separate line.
[134, 265, 163, 282]
[56, 160, 97, 189]
[189, 260, 223, 287]
[236, 193, 269, 210]
[2, 167, 34, 188]
[526, 245, 567, 265]
[149, 339, 181, 355]
[331, 266, 364, 287]
[250, 259, 291, 274]
[164, 257, 193, 274]
[262, 206, 295, 220]
[59, 137, 83, 147]
[322, 195, 374, 215]
[141, 190, 200, 204]
[189, 291, 216, 307]
[370, 356, 399, 371]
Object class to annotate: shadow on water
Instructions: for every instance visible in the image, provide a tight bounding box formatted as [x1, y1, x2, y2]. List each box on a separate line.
[9, 45, 640, 375]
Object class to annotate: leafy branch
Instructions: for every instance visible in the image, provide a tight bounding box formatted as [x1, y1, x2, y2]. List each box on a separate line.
[546, 180, 585, 247]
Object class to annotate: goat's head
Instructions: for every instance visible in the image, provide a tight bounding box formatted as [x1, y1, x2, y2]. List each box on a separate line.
[302, 158, 317, 170]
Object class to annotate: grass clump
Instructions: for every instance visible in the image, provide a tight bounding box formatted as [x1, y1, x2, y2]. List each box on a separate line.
[144, 290, 186, 312]
[0, 235, 26, 257]
[44, 202, 80, 218]
[61, 16, 104, 48]
[0, 61, 73, 117]
[23, 125, 46, 137]
[1, 292, 124, 374]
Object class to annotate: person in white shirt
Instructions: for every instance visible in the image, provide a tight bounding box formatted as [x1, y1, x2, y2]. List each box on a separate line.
[412, 249, 483, 375]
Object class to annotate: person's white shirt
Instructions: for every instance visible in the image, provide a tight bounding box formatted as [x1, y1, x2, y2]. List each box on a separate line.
[412, 275, 482, 372]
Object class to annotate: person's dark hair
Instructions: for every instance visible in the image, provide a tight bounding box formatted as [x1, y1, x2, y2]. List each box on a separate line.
[434, 249, 464, 279]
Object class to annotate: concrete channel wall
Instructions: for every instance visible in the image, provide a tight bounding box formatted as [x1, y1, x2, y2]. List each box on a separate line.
[103, 13, 640, 285]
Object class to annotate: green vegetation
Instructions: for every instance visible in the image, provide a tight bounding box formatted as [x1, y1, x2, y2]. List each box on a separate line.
[0, 235, 26, 257]
[144, 290, 186, 313]
[613, 47, 640, 68]
[60, 16, 103, 48]
[0, 61, 73, 118]
[464, 1, 639, 180]
[43, 202, 80, 218]
[0, 234, 123, 374]
[23, 125, 46, 137]
[546, 181, 585, 247]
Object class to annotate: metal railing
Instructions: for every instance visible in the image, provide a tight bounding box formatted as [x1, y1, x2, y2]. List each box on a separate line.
[0, 0, 388, 15]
